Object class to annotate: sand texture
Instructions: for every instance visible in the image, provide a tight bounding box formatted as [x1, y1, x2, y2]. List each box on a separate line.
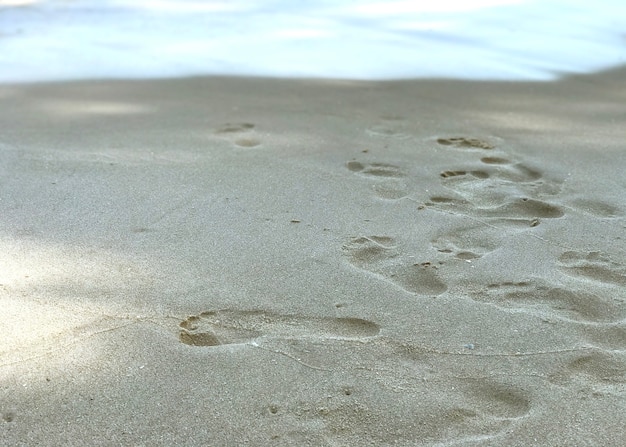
[1, 69, 625, 446]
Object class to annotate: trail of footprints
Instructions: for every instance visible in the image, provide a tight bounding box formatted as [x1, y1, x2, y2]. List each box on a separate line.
[342, 135, 568, 298]
[338, 135, 625, 442]
[214, 122, 262, 148]
[558, 251, 626, 287]
[178, 309, 533, 444]
[263, 375, 531, 445]
[432, 139, 624, 327]
[431, 141, 565, 217]
[433, 138, 626, 391]
[343, 134, 625, 347]
[470, 281, 626, 323]
[173, 131, 623, 443]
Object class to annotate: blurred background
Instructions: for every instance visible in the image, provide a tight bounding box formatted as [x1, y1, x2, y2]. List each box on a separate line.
[1, 0, 625, 83]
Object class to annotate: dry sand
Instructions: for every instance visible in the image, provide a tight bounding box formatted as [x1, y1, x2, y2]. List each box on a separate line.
[1, 68, 625, 446]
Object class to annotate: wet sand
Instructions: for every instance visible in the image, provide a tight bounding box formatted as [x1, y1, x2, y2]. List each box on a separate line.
[1, 68, 625, 445]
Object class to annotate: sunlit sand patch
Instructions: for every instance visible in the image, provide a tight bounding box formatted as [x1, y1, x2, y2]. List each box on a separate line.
[19, 146, 202, 166]
[0, 238, 158, 368]
[0, 297, 95, 361]
[36, 100, 152, 117]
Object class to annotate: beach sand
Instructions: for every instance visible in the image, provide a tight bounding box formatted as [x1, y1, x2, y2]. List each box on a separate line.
[0, 68, 625, 446]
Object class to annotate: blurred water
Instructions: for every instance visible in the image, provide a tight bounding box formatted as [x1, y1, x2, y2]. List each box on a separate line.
[0, 0, 625, 83]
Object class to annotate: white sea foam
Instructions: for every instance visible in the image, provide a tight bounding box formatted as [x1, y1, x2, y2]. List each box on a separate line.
[0, 0, 625, 83]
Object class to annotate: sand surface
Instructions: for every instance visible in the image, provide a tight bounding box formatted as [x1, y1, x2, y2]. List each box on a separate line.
[1, 69, 625, 446]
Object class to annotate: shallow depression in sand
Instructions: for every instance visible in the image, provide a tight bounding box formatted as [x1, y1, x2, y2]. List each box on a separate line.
[179, 310, 380, 347]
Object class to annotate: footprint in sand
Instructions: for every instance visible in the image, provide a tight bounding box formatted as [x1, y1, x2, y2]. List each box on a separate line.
[346, 161, 410, 199]
[558, 251, 626, 287]
[263, 341, 532, 446]
[461, 379, 531, 419]
[366, 117, 412, 140]
[342, 236, 448, 296]
[442, 380, 532, 439]
[346, 161, 406, 178]
[434, 139, 564, 216]
[586, 324, 626, 351]
[425, 380, 531, 438]
[438, 158, 561, 208]
[270, 376, 530, 445]
[431, 215, 568, 263]
[430, 220, 504, 261]
[370, 181, 411, 200]
[214, 122, 261, 148]
[346, 160, 409, 200]
[470, 281, 626, 323]
[437, 136, 495, 150]
[440, 162, 542, 184]
[432, 217, 547, 263]
[214, 122, 255, 134]
[428, 194, 564, 221]
[568, 198, 623, 218]
[479, 156, 511, 165]
[549, 351, 626, 385]
[439, 169, 490, 180]
[179, 310, 380, 347]
[490, 199, 560, 221]
[482, 197, 564, 219]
